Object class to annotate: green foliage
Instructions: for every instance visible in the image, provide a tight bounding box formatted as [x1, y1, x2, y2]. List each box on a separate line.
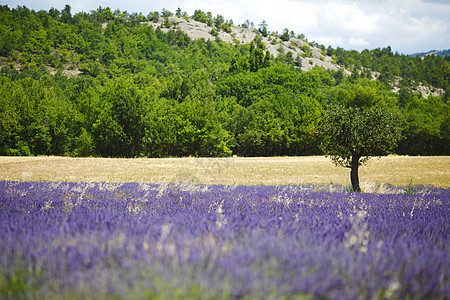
[91, 78, 146, 157]
[301, 45, 313, 58]
[320, 104, 403, 167]
[404, 178, 419, 195]
[398, 95, 449, 155]
[161, 69, 214, 103]
[0, 78, 20, 154]
[333, 46, 450, 91]
[74, 128, 94, 157]
[327, 81, 398, 109]
[319, 84, 403, 191]
[280, 28, 290, 42]
[216, 65, 321, 156]
[192, 10, 209, 23]
[1, 269, 31, 299]
[145, 97, 231, 157]
[229, 38, 271, 73]
[0, 5, 447, 158]
[258, 20, 269, 37]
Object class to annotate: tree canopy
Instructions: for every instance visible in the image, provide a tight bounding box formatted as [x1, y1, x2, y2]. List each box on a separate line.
[0, 4, 448, 160]
[320, 85, 403, 191]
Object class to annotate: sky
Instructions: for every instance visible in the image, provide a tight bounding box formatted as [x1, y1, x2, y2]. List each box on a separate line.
[3, 0, 449, 54]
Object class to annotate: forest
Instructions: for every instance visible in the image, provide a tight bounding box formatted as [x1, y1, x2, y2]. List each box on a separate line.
[0, 5, 448, 157]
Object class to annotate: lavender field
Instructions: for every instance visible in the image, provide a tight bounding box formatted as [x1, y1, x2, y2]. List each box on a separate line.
[1, 180, 449, 299]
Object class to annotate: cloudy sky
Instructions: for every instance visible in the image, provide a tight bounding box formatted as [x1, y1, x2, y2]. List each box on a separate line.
[3, 0, 449, 54]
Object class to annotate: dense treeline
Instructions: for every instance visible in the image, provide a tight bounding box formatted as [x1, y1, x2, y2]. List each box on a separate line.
[330, 46, 450, 94]
[0, 5, 448, 157]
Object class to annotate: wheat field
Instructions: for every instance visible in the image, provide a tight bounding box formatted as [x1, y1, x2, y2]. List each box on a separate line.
[0, 155, 448, 188]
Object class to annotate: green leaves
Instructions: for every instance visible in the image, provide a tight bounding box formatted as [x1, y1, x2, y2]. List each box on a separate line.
[319, 84, 403, 191]
[0, 5, 447, 159]
[216, 66, 322, 156]
[400, 95, 449, 155]
[92, 78, 146, 157]
[229, 38, 271, 73]
[320, 104, 402, 168]
[145, 97, 231, 157]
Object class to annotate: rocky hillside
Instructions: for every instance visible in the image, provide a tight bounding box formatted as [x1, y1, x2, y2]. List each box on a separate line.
[409, 49, 450, 58]
[143, 16, 347, 73]
[143, 16, 447, 98]
[1, 4, 446, 99]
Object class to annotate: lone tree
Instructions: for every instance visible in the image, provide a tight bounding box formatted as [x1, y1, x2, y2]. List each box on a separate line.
[319, 84, 403, 192]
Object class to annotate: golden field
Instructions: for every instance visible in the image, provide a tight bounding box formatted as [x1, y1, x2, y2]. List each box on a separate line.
[0, 155, 448, 188]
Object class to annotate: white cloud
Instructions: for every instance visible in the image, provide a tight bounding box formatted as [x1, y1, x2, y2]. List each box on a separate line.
[314, 36, 345, 47]
[348, 37, 370, 47]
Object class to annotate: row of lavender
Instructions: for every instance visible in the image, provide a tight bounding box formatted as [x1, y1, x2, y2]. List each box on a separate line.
[1, 180, 449, 299]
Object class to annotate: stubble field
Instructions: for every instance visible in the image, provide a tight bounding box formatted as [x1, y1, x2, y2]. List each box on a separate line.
[0, 155, 448, 188]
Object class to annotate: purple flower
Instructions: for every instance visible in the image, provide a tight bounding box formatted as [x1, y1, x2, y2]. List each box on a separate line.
[0, 181, 448, 299]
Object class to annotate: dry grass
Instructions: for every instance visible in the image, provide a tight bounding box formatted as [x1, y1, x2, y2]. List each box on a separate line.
[0, 155, 448, 188]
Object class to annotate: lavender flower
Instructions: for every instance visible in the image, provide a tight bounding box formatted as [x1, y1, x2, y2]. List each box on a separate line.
[0, 181, 448, 299]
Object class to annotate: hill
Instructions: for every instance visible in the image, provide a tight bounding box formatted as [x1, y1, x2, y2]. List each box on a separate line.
[409, 49, 450, 58]
[145, 15, 343, 73]
[146, 15, 447, 98]
[0, 5, 448, 158]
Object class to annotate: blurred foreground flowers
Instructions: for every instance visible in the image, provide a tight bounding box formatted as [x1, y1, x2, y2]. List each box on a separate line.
[0, 181, 448, 299]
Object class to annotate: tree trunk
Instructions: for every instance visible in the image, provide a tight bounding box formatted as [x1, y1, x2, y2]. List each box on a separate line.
[350, 154, 361, 192]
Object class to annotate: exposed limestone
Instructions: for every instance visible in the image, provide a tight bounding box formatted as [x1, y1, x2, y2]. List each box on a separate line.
[389, 76, 445, 98]
[143, 16, 347, 73]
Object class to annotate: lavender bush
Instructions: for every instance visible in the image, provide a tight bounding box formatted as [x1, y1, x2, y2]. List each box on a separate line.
[1, 181, 448, 299]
